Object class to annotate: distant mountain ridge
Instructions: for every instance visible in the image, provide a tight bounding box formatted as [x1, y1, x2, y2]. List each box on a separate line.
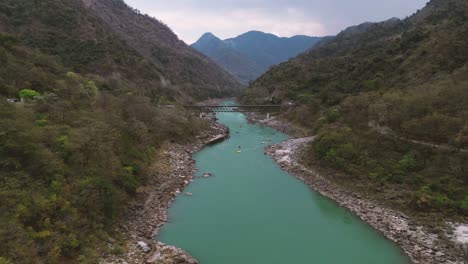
[192, 31, 326, 84]
[192, 33, 264, 84]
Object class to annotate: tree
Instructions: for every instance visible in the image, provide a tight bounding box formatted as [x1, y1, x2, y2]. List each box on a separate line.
[19, 89, 41, 100]
[460, 196, 468, 213]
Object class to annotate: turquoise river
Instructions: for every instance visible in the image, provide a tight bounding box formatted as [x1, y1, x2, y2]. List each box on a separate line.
[158, 109, 409, 263]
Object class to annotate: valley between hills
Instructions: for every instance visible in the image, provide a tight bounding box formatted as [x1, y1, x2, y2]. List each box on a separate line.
[0, 0, 467, 263]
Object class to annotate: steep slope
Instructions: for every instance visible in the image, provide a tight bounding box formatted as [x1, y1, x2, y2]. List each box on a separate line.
[244, 3, 468, 104]
[192, 31, 325, 83]
[0, 0, 238, 263]
[0, 0, 241, 102]
[192, 33, 263, 84]
[83, 0, 242, 99]
[243, 0, 468, 218]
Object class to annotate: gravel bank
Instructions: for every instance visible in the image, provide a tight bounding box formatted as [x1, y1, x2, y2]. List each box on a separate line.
[100, 114, 229, 264]
[252, 115, 466, 264]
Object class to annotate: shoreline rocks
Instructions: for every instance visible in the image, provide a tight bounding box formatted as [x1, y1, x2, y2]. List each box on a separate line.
[260, 122, 466, 264]
[146, 242, 198, 264]
[247, 112, 305, 136]
[101, 109, 466, 264]
[100, 113, 228, 264]
[453, 224, 468, 244]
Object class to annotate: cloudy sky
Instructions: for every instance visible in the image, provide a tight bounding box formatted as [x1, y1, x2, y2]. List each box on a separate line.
[125, 0, 428, 44]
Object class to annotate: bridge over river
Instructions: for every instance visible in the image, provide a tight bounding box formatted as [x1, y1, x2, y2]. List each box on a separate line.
[158, 100, 410, 264]
[159, 104, 296, 119]
[162, 104, 296, 113]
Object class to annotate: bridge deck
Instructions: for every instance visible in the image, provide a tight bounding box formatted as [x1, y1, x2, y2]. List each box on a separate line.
[182, 105, 292, 113]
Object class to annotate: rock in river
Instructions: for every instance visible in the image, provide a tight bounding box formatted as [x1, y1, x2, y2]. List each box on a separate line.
[146, 242, 198, 264]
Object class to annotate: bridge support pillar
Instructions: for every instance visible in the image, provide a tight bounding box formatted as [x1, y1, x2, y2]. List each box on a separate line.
[267, 112, 270, 120]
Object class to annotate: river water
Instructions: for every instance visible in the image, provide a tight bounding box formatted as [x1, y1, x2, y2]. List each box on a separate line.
[158, 110, 409, 263]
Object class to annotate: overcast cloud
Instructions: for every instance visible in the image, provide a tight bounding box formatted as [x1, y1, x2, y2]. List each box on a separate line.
[125, 0, 428, 44]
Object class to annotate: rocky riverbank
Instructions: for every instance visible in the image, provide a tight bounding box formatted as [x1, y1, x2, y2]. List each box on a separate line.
[247, 112, 305, 137]
[252, 115, 466, 264]
[100, 113, 229, 264]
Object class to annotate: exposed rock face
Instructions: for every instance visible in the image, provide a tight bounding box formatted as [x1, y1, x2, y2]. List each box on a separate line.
[453, 224, 468, 244]
[207, 132, 230, 145]
[146, 242, 197, 264]
[137, 241, 151, 253]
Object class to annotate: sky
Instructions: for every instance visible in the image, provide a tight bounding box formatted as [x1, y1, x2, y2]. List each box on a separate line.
[125, 0, 428, 44]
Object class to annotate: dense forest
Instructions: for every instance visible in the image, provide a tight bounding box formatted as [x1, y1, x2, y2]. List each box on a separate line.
[0, 0, 239, 263]
[242, 0, 468, 218]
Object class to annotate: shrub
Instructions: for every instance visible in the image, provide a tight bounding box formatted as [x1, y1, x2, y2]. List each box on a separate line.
[398, 154, 417, 172]
[0, 257, 13, 264]
[19, 89, 41, 100]
[460, 197, 468, 214]
[326, 107, 341, 123]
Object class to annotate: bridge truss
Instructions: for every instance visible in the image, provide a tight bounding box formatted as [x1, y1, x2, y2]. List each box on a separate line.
[182, 105, 292, 113]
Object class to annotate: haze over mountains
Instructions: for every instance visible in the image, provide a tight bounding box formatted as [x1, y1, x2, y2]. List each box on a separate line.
[192, 31, 325, 84]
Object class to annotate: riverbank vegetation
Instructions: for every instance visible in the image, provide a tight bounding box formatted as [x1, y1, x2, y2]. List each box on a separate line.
[242, 0, 468, 218]
[0, 81, 206, 263]
[0, 0, 239, 263]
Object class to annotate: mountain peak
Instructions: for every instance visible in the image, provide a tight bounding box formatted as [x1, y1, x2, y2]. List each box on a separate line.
[198, 32, 222, 42]
[237, 30, 277, 39]
[192, 30, 325, 84]
[244, 30, 268, 35]
[193, 32, 224, 46]
[192, 32, 224, 50]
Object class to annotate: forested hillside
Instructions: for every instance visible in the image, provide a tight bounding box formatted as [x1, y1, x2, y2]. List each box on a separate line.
[83, 0, 242, 99]
[0, 0, 241, 102]
[0, 0, 239, 263]
[242, 0, 468, 217]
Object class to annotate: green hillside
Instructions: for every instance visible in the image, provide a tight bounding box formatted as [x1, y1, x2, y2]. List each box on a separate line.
[0, 0, 241, 102]
[0, 0, 238, 263]
[242, 0, 468, 218]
